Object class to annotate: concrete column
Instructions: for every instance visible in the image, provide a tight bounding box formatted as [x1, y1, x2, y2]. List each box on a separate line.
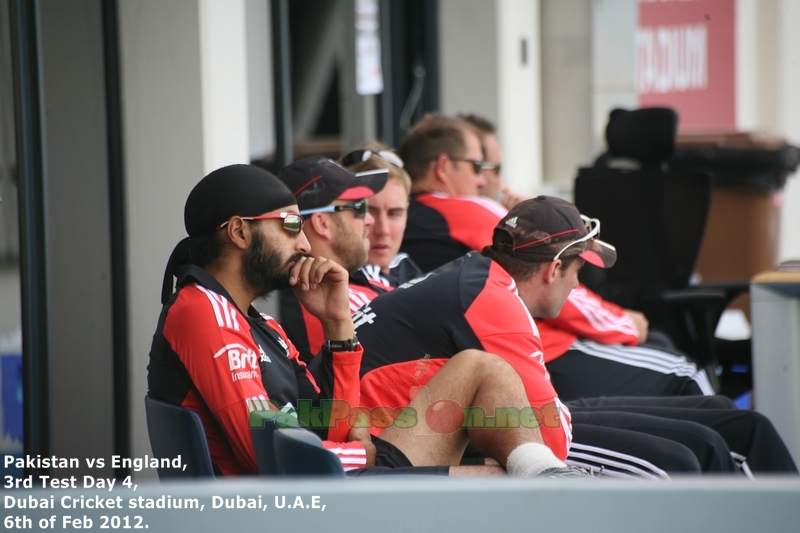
[439, 0, 499, 123]
[118, 0, 251, 478]
[199, 0, 250, 172]
[775, 0, 800, 263]
[439, 0, 542, 196]
[497, 0, 542, 194]
[246, 0, 276, 162]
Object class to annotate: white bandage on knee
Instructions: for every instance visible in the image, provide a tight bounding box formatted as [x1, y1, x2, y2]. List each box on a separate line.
[506, 442, 567, 477]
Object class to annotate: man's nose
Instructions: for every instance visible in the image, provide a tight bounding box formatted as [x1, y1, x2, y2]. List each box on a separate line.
[296, 230, 311, 254]
[364, 211, 375, 227]
[372, 213, 389, 235]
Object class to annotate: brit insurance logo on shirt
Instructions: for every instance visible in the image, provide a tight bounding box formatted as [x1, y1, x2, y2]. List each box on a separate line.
[213, 343, 261, 382]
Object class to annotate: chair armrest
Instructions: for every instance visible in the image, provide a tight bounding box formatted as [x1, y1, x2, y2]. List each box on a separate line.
[249, 409, 299, 476]
[700, 280, 750, 306]
[273, 428, 346, 477]
[647, 288, 727, 307]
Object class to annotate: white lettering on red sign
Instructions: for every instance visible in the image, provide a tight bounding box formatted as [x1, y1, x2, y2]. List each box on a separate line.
[637, 24, 707, 95]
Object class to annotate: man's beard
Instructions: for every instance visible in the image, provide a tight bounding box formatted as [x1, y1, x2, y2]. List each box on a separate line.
[331, 215, 368, 273]
[241, 227, 306, 299]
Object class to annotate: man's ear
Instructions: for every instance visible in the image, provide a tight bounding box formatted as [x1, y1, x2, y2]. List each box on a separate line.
[542, 260, 562, 284]
[223, 216, 251, 251]
[307, 212, 334, 241]
[432, 153, 450, 184]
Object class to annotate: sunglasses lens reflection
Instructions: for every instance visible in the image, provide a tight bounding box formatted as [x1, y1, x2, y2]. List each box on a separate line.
[284, 215, 303, 234]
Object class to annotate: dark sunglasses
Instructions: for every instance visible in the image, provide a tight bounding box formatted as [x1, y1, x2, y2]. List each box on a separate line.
[216, 212, 305, 235]
[341, 149, 404, 169]
[299, 199, 368, 219]
[448, 156, 485, 174]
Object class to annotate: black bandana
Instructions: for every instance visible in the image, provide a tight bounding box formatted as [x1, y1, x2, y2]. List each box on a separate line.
[162, 165, 297, 303]
[184, 164, 296, 236]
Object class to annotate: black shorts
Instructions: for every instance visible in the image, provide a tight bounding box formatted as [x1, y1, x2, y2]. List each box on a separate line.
[346, 436, 449, 477]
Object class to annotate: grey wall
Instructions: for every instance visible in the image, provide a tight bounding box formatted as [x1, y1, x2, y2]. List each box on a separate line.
[439, 0, 499, 123]
[118, 0, 206, 480]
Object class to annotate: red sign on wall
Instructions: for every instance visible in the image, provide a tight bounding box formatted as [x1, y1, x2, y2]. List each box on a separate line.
[637, 0, 736, 132]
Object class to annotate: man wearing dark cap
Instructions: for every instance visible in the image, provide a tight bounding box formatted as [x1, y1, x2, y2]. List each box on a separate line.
[276, 156, 389, 363]
[354, 196, 798, 476]
[148, 164, 598, 478]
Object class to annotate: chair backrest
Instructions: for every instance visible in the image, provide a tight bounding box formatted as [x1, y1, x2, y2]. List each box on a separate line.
[574, 167, 713, 309]
[249, 409, 299, 476]
[273, 428, 346, 477]
[144, 396, 215, 479]
[605, 107, 678, 167]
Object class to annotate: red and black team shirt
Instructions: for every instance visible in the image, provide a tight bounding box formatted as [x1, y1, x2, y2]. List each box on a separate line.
[278, 254, 424, 364]
[353, 253, 573, 460]
[400, 192, 507, 273]
[147, 265, 365, 476]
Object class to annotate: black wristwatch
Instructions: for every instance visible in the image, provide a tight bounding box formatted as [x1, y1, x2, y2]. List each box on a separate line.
[323, 335, 360, 352]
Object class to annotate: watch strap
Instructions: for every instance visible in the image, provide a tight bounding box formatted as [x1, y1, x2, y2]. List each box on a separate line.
[324, 335, 360, 352]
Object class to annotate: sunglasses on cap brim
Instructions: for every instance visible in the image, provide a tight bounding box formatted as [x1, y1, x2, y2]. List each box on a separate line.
[341, 149, 404, 169]
[216, 212, 305, 234]
[552, 215, 600, 261]
[299, 199, 369, 219]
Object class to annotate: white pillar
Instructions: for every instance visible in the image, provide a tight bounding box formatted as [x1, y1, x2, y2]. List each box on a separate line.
[246, 0, 275, 161]
[734, 0, 800, 263]
[735, 0, 758, 131]
[199, 0, 250, 172]
[776, 0, 800, 263]
[497, 0, 542, 194]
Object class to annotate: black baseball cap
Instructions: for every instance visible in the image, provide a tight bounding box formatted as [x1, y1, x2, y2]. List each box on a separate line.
[493, 196, 617, 268]
[277, 156, 388, 211]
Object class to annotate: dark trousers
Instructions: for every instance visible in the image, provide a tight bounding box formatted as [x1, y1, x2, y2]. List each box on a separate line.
[569, 421, 702, 478]
[567, 396, 798, 474]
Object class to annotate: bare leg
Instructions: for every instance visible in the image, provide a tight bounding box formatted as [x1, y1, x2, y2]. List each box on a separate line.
[379, 349, 549, 470]
[449, 465, 506, 477]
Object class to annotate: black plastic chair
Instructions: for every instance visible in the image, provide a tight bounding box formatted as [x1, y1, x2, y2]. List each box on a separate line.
[575, 168, 729, 368]
[575, 108, 749, 387]
[144, 396, 215, 479]
[273, 428, 346, 477]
